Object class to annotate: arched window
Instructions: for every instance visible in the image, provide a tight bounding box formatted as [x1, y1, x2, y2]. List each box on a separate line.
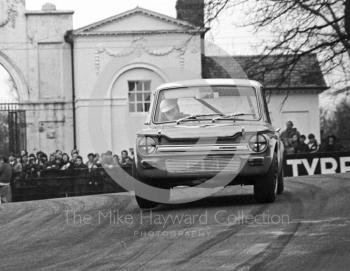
[0, 64, 25, 156]
[0, 64, 19, 104]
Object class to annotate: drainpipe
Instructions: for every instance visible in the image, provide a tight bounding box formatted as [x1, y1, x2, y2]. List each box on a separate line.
[64, 30, 77, 149]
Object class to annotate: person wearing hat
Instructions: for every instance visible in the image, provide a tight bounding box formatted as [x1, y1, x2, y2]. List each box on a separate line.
[159, 99, 187, 121]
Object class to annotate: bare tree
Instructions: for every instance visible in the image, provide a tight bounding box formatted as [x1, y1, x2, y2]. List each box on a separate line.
[321, 92, 350, 147]
[205, 0, 350, 86]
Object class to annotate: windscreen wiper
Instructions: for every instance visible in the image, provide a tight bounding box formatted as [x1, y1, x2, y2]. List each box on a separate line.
[176, 113, 223, 125]
[212, 113, 255, 123]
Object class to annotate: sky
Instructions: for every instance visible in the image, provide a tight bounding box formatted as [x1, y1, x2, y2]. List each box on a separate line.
[27, 0, 178, 28]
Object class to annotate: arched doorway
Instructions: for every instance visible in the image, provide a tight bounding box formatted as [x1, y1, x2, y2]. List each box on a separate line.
[0, 64, 26, 156]
[110, 66, 166, 153]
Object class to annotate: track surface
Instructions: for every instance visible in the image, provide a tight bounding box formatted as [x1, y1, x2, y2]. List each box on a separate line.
[1, 173, 350, 271]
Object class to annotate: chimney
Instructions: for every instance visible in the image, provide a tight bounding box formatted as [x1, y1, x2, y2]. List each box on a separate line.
[176, 0, 204, 27]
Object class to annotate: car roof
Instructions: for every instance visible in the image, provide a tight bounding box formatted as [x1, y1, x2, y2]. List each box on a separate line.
[156, 79, 262, 91]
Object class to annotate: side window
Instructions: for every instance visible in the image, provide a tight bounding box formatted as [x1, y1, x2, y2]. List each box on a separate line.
[128, 80, 151, 113]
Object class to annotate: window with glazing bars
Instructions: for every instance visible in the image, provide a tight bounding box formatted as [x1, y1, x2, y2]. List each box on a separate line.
[128, 80, 151, 112]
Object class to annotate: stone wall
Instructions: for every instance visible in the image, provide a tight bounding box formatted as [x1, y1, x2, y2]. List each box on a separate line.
[0, 1, 74, 154]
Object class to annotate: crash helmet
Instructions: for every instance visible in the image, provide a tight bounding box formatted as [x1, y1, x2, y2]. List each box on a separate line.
[160, 99, 178, 113]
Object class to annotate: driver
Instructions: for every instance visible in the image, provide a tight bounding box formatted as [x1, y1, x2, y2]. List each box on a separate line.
[159, 99, 187, 121]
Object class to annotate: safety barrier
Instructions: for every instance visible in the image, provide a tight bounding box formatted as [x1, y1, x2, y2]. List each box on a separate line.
[11, 167, 131, 202]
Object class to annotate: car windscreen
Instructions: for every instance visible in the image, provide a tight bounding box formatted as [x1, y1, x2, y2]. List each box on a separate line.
[154, 85, 260, 123]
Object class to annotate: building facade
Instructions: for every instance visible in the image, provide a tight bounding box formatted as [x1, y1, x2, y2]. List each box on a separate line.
[70, 7, 205, 156]
[0, 1, 328, 157]
[0, 1, 74, 155]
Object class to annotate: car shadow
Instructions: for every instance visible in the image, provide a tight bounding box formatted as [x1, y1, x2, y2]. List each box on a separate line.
[154, 193, 258, 212]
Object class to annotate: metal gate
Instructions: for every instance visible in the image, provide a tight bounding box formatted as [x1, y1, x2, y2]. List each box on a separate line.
[0, 103, 26, 156]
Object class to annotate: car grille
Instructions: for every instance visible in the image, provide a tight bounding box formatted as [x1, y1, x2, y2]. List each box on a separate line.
[165, 156, 241, 173]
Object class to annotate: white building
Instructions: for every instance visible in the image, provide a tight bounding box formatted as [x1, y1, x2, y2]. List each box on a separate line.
[0, 2, 74, 155]
[0, 0, 328, 157]
[70, 6, 205, 156]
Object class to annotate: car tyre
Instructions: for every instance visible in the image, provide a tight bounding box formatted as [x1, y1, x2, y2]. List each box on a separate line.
[132, 162, 170, 209]
[254, 155, 278, 203]
[135, 194, 159, 209]
[277, 166, 284, 195]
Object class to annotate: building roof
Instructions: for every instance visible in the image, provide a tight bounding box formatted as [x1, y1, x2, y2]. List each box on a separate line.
[203, 54, 328, 93]
[73, 7, 205, 36]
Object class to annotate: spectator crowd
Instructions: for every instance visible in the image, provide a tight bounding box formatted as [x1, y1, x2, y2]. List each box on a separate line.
[4, 148, 135, 179]
[281, 120, 345, 154]
[0, 149, 135, 203]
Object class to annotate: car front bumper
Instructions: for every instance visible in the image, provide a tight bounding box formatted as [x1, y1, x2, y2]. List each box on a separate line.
[136, 152, 273, 182]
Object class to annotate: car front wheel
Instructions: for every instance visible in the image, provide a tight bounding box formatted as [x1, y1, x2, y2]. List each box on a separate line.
[277, 166, 284, 195]
[132, 163, 170, 209]
[254, 155, 278, 203]
[135, 194, 159, 209]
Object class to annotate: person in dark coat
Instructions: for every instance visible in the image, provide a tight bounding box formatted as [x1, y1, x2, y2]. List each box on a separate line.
[73, 156, 87, 169]
[280, 121, 300, 148]
[0, 156, 13, 203]
[290, 133, 300, 154]
[73, 156, 88, 196]
[23, 154, 38, 178]
[120, 150, 133, 168]
[295, 135, 310, 153]
[320, 135, 344, 152]
[285, 133, 300, 154]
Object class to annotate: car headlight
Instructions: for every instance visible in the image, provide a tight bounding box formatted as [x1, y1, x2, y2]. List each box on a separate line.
[137, 137, 157, 155]
[248, 134, 268, 152]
